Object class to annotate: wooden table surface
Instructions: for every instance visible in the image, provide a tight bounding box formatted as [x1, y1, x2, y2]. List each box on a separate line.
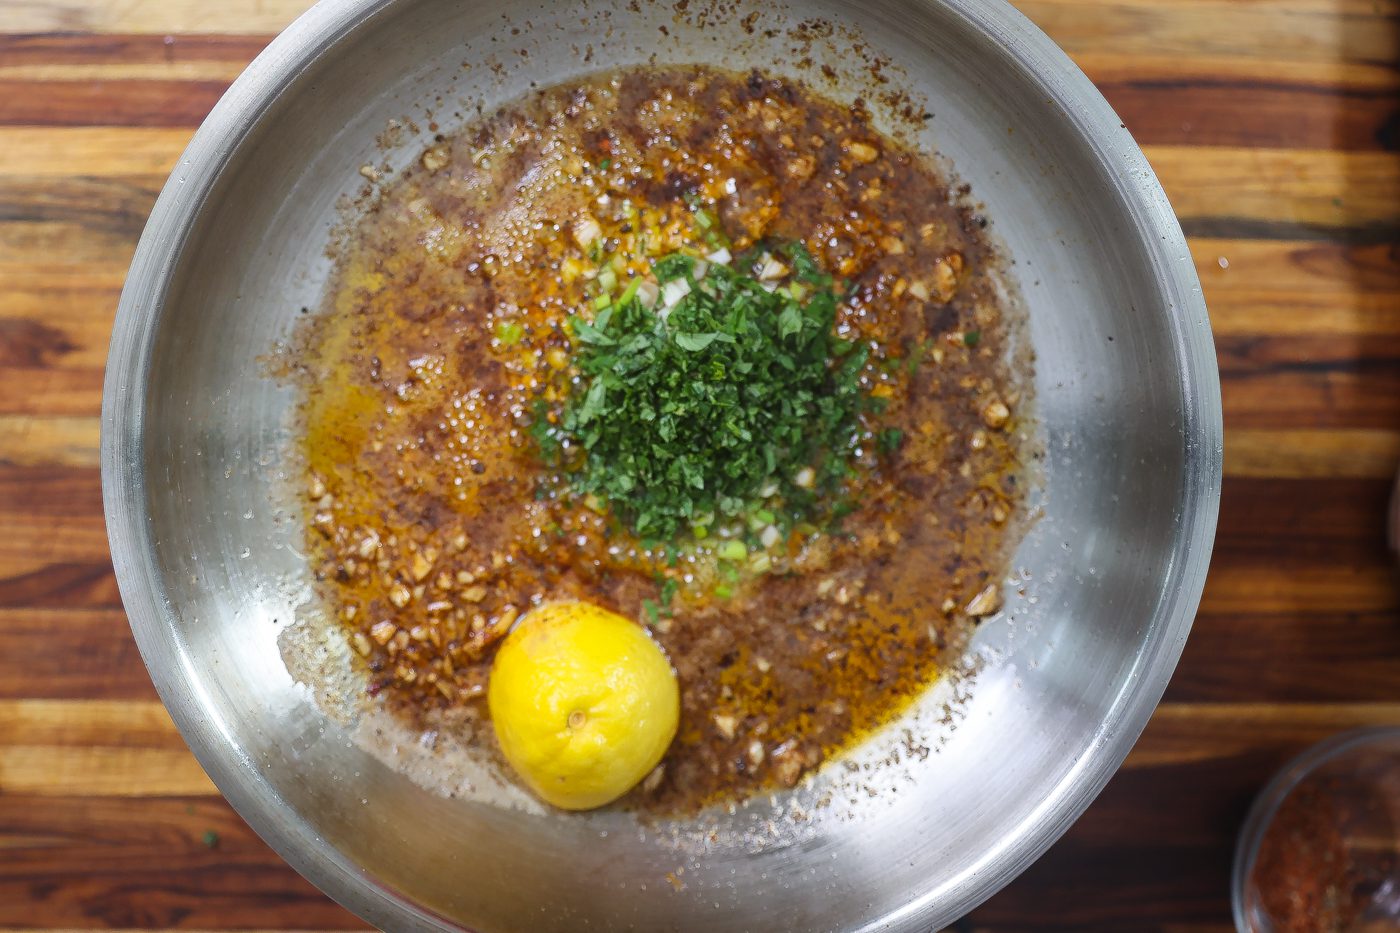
[2, 0, 1398, 929]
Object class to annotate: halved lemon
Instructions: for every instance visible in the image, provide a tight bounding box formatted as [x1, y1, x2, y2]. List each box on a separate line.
[487, 600, 679, 810]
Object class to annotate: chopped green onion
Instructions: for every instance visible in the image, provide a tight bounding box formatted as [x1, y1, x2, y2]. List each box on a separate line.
[539, 240, 872, 547]
[597, 266, 618, 294]
[618, 277, 643, 307]
[717, 539, 748, 561]
[495, 321, 524, 345]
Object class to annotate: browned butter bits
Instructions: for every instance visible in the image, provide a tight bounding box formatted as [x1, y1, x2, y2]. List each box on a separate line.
[291, 65, 1028, 813]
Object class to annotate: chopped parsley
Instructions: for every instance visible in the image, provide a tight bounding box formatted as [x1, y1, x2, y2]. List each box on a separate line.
[535, 242, 880, 542]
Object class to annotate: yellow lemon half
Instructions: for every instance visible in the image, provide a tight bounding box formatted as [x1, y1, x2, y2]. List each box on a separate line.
[488, 600, 680, 810]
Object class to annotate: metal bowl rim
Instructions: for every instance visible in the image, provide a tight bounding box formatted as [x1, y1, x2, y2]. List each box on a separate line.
[100, 0, 1223, 927]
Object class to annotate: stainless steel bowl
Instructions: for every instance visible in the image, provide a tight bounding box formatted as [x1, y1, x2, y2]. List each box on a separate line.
[102, 0, 1222, 928]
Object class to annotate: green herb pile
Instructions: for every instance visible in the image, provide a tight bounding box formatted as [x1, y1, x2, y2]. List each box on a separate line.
[535, 242, 880, 545]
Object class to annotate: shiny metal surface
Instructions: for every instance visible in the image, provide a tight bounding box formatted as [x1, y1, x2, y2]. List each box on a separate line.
[101, 0, 1222, 929]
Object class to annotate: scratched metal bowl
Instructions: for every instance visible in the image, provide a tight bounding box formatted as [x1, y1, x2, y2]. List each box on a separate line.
[101, 0, 1221, 928]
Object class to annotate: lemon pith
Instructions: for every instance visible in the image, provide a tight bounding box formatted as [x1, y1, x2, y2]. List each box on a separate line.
[488, 601, 680, 810]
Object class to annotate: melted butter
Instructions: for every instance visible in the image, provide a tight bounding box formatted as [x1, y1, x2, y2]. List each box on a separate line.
[293, 65, 1026, 812]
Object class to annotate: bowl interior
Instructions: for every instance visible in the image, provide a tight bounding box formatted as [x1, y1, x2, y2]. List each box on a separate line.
[104, 0, 1220, 929]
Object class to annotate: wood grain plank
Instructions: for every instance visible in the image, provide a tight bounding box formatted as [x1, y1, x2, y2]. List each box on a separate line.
[1214, 475, 1393, 556]
[0, 174, 160, 269]
[0, 468, 104, 520]
[0, 798, 366, 928]
[1201, 474, 1400, 610]
[1224, 428, 1400, 479]
[1075, 51, 1400, 91]
[1146, 146, 1400, 241]
[1169, 478, 1400, 700]
[1208, 292, 1400, 339]
[1129, 702, 1400, 769]
[970, 814, 1236, 926]
[0, 62, 248, 81]
[1200, 562, 1400, 615]
[0, 79, 231, 127]
[1194, 238, 1400, 337]
[0, 368, 108, 418]
[1055, 51, 1400, 151]
[1169, 611, 1400, 704]
[0, 264, 122, 418]
[0, 261, 124, 416]
[0, 220, 141, 269]
[1218, 334, 1400, 430]
[0, 465, 104, 515]
[1092, 706, 1400, 843]
[0, 129, 189, 177]
[0, 32, 273, 66]
[0, 468, 111, 605]
[0, 416, 99, 467]
[0, 514, 110, 568]
[1019, 0, 1400, 65]
[0, 700, 206, 800]
[1106, 76, 1400, 151]
[0, 316, 107, 370]
[1194, 239, 1400, 296]
[0, 561, 121, 610]
[0, 0, 308, 34]
[0, 746, 214, 796]
[0, 699, 182, 748]
[0, 175, 161, 233]
[0, 609, 153, 699]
